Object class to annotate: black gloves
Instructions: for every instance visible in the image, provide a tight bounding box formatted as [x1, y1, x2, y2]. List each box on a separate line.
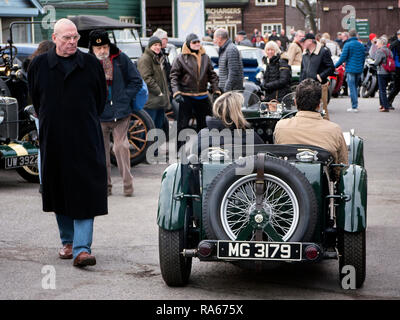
[174, 94, 185, 104]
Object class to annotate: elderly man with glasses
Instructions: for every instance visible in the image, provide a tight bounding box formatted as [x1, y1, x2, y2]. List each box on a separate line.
[28, 18, 108, 267]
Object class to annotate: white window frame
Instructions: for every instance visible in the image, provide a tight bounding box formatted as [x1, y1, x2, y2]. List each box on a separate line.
[255, 0, 277, 6]
[285, 0, 290, 6]
[119, 16, 135, 24]
[206, 24, 237, 40]
[262, 23, 282, 35]
[292, 0, 297, 7]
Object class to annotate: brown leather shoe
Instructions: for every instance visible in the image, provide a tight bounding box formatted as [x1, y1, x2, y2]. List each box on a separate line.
[59, 244, 73, 259]
[73, 252, 96, 267]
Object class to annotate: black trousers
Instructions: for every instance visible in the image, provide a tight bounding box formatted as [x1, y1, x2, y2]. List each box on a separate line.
[388, 67, 400, 104]
[177, 96, 212, 149]
[177, 96, 212, 132]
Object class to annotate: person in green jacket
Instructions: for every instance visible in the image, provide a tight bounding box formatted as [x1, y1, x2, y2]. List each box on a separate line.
[137, 36, 170, 130]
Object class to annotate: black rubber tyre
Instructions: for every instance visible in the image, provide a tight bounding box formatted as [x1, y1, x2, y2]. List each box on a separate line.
[110, 109, 155, 167]
[203, 155, 318, 243]
[361, 76, 377, 98]
[338, 230, 366, 289]
[159, 227, 192, 287]
[16, 122, 40, 183]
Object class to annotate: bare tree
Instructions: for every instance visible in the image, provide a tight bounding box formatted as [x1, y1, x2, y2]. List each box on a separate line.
[297, 0, 318, 34]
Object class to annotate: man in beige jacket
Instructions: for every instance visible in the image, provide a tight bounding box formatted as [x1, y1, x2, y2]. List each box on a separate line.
[287, 30, 305, 66]
[274, 79, 348, 168]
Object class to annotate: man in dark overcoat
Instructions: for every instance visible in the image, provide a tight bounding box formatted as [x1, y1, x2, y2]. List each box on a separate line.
[28, 18, 108, 267]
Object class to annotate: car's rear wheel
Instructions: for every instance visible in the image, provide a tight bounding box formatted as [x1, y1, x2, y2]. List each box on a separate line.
[203, 156, 318, 243]
[159, 227, 192, 287]
[338, 230, 366, 288]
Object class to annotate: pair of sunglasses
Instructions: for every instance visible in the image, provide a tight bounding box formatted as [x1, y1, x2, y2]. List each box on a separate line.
[191, 40, 200, 44]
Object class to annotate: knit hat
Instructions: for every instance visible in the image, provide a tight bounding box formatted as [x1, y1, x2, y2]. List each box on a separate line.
[185, 33, 200, 48]
[153, 28, 168, 40]
[148, 36, 162, 48]
[369, 33, 377, 41]
[89, 29, 110, 48]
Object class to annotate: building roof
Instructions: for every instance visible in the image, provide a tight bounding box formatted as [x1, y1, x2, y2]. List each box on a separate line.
[0, 0, 44, 17]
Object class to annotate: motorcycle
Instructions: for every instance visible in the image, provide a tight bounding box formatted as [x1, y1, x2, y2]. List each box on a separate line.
[361, 57, 378, 98]
[329, 56, 347, 98]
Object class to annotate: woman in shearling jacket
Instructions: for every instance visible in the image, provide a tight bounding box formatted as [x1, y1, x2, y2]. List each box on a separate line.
[170, 33, 220, 145]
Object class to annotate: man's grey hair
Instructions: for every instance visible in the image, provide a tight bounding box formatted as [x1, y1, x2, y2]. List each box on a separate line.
[295, 30, 305, 36]
[349, 29, 358, 38]
[214, 28, 229, 40]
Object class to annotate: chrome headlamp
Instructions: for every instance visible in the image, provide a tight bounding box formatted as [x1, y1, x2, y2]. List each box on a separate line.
[0, 110, 4, 124]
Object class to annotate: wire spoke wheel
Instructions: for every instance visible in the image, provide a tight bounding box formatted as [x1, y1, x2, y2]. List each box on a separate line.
[220, 174, 299, 241]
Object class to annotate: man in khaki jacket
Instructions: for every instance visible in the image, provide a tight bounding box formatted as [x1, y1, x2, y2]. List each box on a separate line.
[274, 79, 348, 167]
[287, 30, 305, 66]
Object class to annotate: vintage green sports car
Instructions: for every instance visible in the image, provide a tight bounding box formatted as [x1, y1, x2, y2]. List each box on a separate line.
[0, 96, 39, 181]
[157, 92, 367, 289]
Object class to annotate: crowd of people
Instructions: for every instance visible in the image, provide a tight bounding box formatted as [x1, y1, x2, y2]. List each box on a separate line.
[26, 18, 400, 267]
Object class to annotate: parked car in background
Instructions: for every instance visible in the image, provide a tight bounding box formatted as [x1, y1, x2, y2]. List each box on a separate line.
[201, 43, 265, 84]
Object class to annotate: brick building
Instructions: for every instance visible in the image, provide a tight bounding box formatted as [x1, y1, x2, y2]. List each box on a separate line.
[317, 0, 400, 41]
[206, 0, 305, 39]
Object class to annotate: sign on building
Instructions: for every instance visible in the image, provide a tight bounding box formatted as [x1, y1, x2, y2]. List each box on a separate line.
[177, 0, 205, 40]
[205, 7, 242, 40]
[356, 19, 370, 39]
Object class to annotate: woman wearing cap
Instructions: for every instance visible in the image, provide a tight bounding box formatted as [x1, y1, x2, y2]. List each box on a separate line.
[170, 33, 220, 149]
[137, 36, 170, 130]
[261, 41, 292, 102]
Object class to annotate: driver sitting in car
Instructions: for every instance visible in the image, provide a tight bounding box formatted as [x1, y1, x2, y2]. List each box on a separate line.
[274, 79, 348, 167]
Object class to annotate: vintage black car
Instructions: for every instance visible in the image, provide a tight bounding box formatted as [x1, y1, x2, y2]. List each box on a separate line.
[157, 92, 367, 289]
[0, 39, 39, 182]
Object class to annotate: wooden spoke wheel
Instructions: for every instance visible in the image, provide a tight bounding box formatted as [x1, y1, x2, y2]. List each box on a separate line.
[110, 110, 155, 166]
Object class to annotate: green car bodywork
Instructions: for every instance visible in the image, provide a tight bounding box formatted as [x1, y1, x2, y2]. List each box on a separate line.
[0, 141, 38, 169]
[157, 133, 367, 238]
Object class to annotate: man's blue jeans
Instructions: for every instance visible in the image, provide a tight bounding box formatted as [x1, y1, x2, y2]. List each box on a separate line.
[55, 214, 94, 259]
[346, 72, 361, 109]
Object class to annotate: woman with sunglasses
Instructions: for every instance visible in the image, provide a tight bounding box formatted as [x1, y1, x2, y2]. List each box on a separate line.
[170, 33, 220, 149]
